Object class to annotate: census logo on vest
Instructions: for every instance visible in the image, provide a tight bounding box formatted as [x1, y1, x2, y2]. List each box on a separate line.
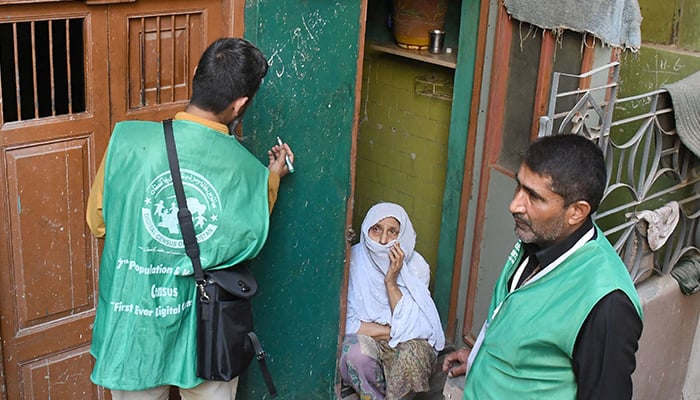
[142, 169, 221, 248]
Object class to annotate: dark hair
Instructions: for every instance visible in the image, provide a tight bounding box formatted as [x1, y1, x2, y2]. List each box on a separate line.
[521, 134, 607, 212]
[190, 38, 269, 114]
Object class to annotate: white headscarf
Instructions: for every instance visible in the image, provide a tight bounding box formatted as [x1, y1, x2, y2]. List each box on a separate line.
[346, 202, 445, 351]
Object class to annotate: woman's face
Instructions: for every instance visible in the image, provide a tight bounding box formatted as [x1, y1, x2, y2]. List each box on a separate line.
[368, 217, 400, 245]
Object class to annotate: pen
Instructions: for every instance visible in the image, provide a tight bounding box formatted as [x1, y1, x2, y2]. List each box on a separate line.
[276, 136, 295, 173]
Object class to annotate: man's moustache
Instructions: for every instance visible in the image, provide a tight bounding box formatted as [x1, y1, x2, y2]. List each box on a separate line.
[512, 214, 529, 226]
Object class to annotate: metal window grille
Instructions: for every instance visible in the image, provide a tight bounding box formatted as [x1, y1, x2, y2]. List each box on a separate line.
[128, 13, 197, 109]
[539, 62, 700, 283]
[0, 18, 86, 124]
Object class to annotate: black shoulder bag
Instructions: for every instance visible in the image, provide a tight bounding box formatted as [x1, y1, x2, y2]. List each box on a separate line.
[163, 119, 276, 396]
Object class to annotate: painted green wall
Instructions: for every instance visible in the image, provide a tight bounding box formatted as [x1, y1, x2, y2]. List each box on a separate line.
[638, 0, 700, 51]
[620, 0, 700, 96]
[619, 48, 700, 96]
[238, 1, 362, 398]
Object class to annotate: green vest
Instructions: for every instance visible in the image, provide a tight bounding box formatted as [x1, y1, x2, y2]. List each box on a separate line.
[90, 120, 270, 390]
[464, 226, 642, 400]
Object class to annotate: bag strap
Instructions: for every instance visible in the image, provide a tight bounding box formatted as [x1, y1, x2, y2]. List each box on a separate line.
[163, 119, 206, 291]
[162, 120, 277, 396]
[248, 332, 278, 396]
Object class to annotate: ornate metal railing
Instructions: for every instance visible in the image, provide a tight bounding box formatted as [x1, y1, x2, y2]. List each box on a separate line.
[538, 62, 700, 284]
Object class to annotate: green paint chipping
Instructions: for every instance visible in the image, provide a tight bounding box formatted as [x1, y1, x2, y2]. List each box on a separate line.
[240, 1, 362, 398]
[637, 0, 680, 45]
[637, 0, 700, 51]
[619, 47, 700, 97]
[677, 0, 700, 51]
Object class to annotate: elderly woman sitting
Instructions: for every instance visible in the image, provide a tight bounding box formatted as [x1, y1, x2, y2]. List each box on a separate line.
[340, 202, 445, 400]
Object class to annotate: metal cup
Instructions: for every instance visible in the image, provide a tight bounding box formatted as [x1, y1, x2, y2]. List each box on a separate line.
[429, 29, 445, 54]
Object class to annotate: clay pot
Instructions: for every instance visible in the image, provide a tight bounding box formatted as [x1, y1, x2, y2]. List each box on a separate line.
[392, 0, 447, 50]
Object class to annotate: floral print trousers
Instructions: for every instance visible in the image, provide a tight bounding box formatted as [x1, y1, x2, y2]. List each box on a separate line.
[339, 334, 436, 400]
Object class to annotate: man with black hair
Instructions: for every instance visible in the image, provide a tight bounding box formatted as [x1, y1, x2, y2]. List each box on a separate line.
[87, 38, 293, 400]
[443, 134, 643, 400]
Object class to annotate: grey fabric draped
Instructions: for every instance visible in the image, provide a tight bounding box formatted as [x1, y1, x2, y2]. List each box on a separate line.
[663, 72, 700, 159]
[503, 0, 643, 49]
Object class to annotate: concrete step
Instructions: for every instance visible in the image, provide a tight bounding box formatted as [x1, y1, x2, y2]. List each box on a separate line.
[441, 375, 465, 400]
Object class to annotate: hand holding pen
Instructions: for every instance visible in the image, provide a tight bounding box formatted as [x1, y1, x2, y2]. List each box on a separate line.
[268, 137, 295, 178]
[276, 136, 295, 173]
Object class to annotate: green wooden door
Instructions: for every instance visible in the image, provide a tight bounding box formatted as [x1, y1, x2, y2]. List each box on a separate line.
[237, 1, 364, 398]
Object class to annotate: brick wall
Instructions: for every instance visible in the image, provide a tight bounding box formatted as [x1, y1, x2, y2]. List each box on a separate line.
[353, 49, 454, 273]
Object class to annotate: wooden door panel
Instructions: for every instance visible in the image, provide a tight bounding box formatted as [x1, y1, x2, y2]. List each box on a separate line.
[0, 1, 235, 398]
[0, 86, 107, 399]
[126, 13, 200, 108]
[108, 0, 226, 124]
[6, 140, 93, 328]
[20, 347, 99, 399]
[0, 3, 110, 400]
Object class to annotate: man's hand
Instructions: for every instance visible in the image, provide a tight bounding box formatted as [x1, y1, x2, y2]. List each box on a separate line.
[442, 348, 471, 377]
[268, 142, 294, 178]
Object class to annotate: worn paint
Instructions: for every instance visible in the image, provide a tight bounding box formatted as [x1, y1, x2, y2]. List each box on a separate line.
[434, 0, 482, 328]
[619, 47, 700, 98]
[638, 0, 700, 52]
[238, 1, 362, 398]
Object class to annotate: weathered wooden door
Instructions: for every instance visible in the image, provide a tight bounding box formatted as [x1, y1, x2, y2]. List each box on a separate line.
[0, 1, 236, 398]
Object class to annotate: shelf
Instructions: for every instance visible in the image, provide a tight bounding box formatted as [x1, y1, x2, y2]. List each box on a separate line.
[368, 41, 457, 69]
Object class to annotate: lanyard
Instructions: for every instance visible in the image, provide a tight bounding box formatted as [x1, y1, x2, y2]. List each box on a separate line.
[507, 228, 595, 294]
[468, 227, 596, 370]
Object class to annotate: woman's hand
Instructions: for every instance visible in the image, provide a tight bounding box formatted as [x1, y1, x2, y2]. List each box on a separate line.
[385, 241, 405, 284]
[385, 242, 404, 311]
[357, 321, 391, 340]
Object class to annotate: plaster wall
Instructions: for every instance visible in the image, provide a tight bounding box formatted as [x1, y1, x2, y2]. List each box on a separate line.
[683, 322, 700, 400]
[638, 0, 700, 51]
[632, 276, 700, 400]
[685, 323, 700, 399]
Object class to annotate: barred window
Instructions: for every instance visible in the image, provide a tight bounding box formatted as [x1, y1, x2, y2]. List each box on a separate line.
[0, 18, 86, 123]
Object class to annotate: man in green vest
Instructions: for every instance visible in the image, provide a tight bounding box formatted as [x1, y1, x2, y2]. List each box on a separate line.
[86, 38, 294, 400]
[442, 134, 643, 399]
